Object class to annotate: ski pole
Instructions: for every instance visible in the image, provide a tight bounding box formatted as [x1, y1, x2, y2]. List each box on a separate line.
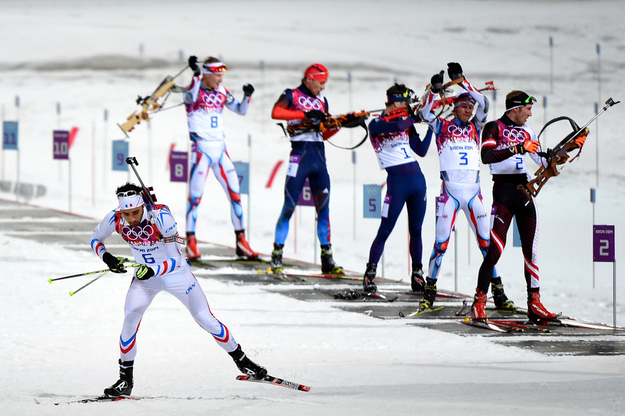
[69, 271, 108, 297]
[68, 263, 142, 297]
[48, 258, 133, 283]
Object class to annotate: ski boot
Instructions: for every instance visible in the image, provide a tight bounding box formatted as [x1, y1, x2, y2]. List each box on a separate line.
[362, 263, 377, 293]
[235, 230, 258, 259]
[471, 289, 488, 322]
[491, 277, 515, 310]
[320, 245, 344, 274]
[270, 243, 284, 273]
[229, 345, 267, 380]
[410, 263, 426, 293]
[419, 277, 438, 310]
[104, 360, 133, 397]
[186, 232, 201, 260]
[527, 290, 558, 323]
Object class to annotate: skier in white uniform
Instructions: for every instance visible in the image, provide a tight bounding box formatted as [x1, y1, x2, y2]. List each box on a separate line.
[90, 183, 266, 397]
[419, 62, 510, 310]
[184, 55, 257, 260]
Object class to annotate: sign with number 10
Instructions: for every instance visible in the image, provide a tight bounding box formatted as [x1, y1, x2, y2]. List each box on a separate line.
[53, 130, 69, 160]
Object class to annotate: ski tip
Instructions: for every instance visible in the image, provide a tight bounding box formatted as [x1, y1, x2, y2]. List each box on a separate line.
[301, 385, 311, 392]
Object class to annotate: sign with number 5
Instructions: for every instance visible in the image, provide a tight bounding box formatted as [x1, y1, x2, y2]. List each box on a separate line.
[363, 184, 381, 218]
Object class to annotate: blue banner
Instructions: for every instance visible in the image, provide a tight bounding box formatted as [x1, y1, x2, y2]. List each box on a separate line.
[363, 184, 381, 218]
[112, 140, 129, 171]
[3, 121, 18, 150]
[233, 161, 250, 195]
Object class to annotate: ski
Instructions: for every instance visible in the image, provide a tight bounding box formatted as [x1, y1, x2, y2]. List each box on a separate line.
[236, 374, 311, 392]
[400, 306, 445, 317]
[488, 319, 552, 333]
[459, 318, 514, 333]
[314, 287, 398, 302]
[493, 317, 620, 331]
[53, 395, 147, 405]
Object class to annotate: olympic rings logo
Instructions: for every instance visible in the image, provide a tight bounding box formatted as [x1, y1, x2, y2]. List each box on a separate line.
[122, 223, 154, 242]
[502, 128, 529, 143]
[297, 96, 323, 110]
[201, 91, 226, 108]
[446, 124, 473, 137]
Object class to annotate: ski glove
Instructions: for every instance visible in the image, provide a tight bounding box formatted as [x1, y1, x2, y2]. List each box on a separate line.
[242, 84, 255, 96]
[188, 55, 201, 77]
[447, 62, 464, 82]
[136, 264, 155, 280]
[511, 140, 540, 155]
[103, 252, 127, 274]
[304, 110, 327, 122]
[430, 71, 444, 94]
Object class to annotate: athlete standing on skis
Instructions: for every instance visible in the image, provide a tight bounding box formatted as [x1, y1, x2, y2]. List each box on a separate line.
[470, 91, 587, 322]
[419, 63, 511, 311]
[184, 55, 257, 260]
[362, 84, 432, 293]
[269, 63, 344, 275]
[90, 183, 267, 397]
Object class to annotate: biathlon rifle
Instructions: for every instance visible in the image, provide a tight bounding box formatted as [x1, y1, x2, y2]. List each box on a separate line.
[518, 97, 620, 200]
[118, 65, 189, 137]
[277, 110, 371, 149]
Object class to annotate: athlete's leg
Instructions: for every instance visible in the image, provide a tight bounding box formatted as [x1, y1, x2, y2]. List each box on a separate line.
[367, 175, 408, 264]
[476, 197, 513, 294]
[463, 185, 500, 279]
[211, 146, 245, 231]
[308, 162, 332, 246]
[428, 182, 458, 280]
[186, 142, 212, 234]
[515, 196, 540, 290]
[164, 268, 239, 352]
[405, 173, 427, 266]
[119, 279, 159, 362]
[274, 150, 310, 246]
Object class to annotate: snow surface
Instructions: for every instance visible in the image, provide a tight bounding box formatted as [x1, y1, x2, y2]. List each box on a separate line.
[1, 0, 625, 414]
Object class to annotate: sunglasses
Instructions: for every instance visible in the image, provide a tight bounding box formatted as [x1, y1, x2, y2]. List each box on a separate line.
[524, 95, 537, 105]
[117, 190, 140, 198]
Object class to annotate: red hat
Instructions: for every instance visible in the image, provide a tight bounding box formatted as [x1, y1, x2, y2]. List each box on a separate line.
[304, 64, 329, 82]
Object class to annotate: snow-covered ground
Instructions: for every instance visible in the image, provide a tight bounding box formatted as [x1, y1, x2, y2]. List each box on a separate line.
[1, 1, 625, 414]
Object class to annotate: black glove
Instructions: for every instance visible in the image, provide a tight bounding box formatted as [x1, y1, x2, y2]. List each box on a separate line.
[102, 252, 126, 274]
[447, 62, 464, 81]
[136, 264, 155, 280]
[305, 110, 327, 122]
[188, 55, 201, 77]
[430, 70, 444, 94]
[341, 113, 366, 128]
[407, 105, 421, 122]
[242, 84, 255, 96]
